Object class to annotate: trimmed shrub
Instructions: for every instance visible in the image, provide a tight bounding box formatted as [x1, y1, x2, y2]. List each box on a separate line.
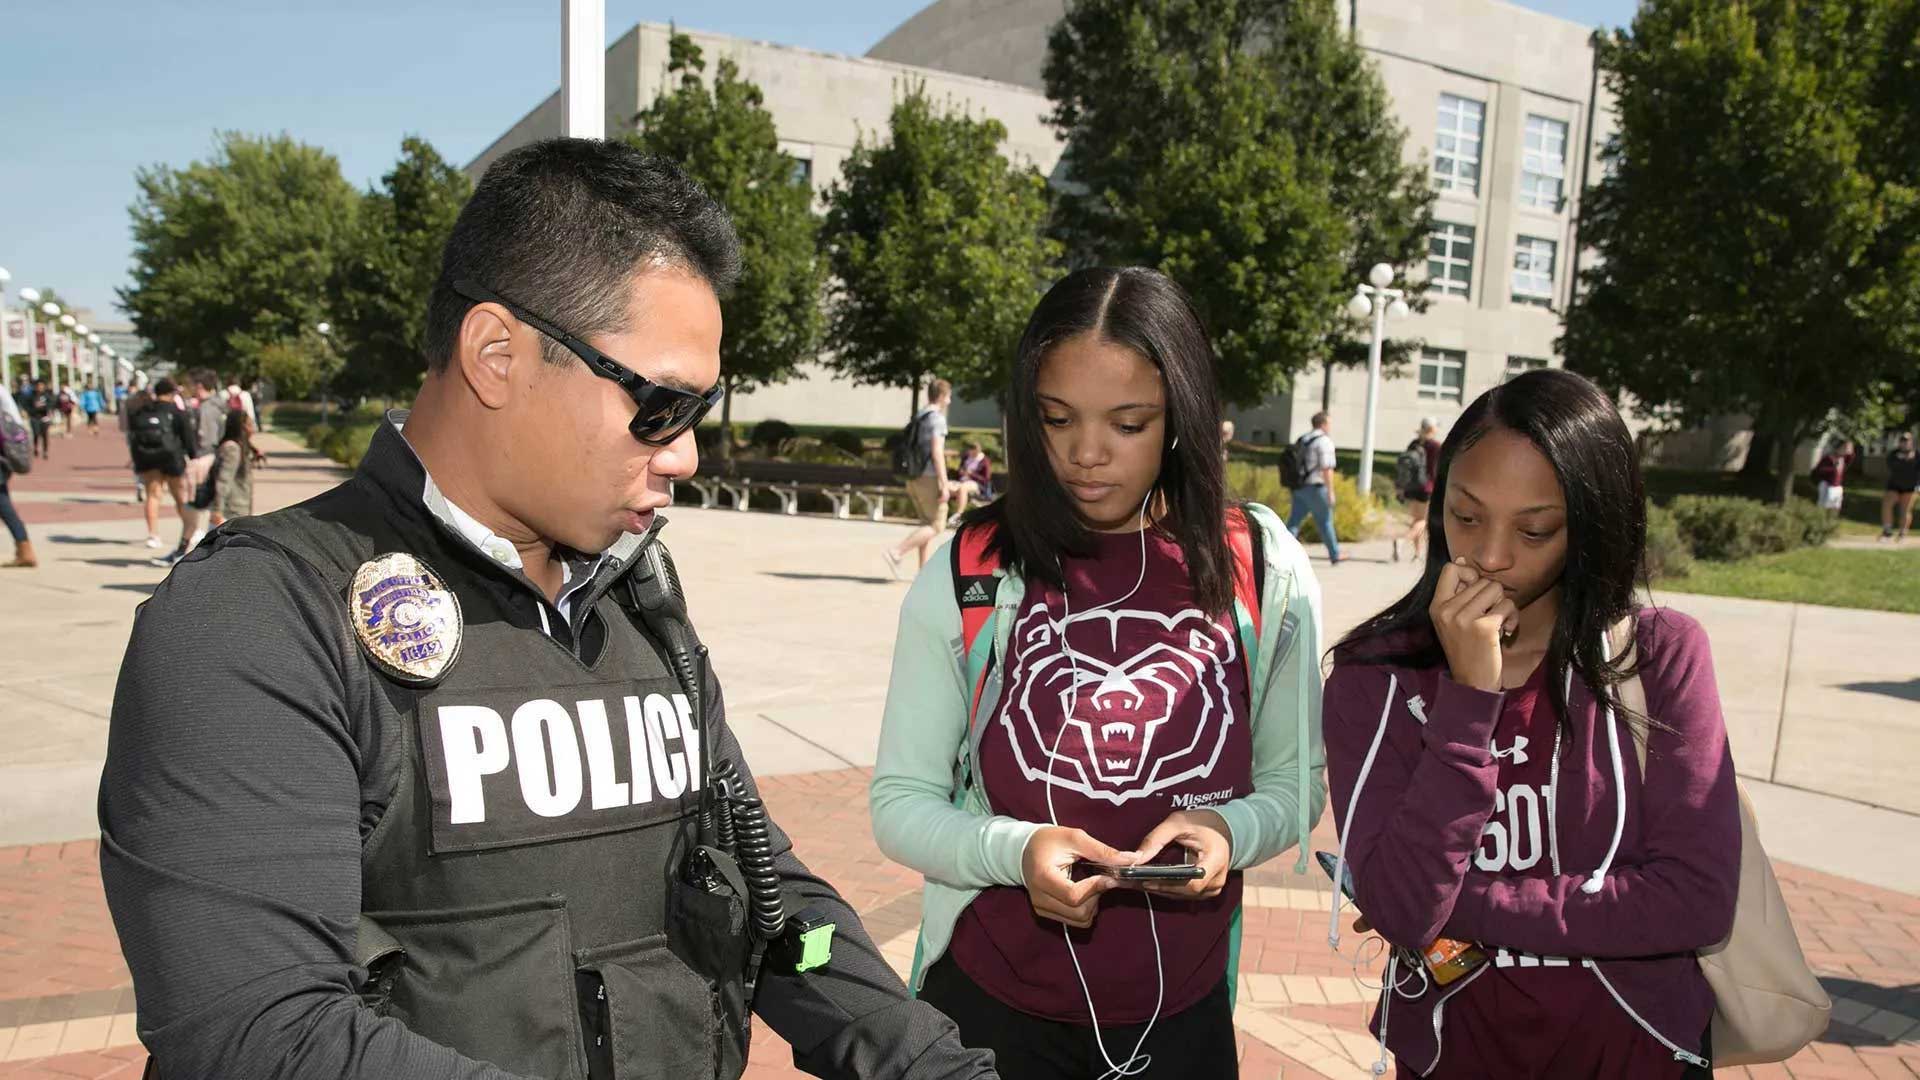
[749, 419, 798, 454]
[1643, 503, 1695, 579]
[1668, 495, 1832, 562]
[821, 429, 867, 459]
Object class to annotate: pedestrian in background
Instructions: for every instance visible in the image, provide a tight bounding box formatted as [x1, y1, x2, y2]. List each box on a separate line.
[1393, 417, 1443, 563]
[884, 377, 954, 579]
[81, 380, 106, 436]
[1812, 438, 1856, 518]
[24, 379, 54, 460]
[128, 379, 194, 553]
[1283, 412, 1342, 565]
[0, 390, 35, 568]
[57, 384, 75, 435]
[207, 407, 256, 526]
[1883, 431, 1917, 542]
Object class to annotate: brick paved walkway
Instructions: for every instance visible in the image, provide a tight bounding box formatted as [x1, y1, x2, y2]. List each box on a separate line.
[3, 769, 1915, 1078]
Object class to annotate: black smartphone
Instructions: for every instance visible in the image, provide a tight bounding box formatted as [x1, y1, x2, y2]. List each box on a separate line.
[1315, 850, 1356, 899]
[1077, 861, 1206, 881]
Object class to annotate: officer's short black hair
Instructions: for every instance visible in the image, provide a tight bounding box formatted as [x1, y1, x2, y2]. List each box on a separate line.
[423, 138, 742, 373]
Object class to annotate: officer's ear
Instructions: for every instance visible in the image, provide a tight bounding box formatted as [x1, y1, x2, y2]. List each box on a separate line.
[455, 302, 522, 412]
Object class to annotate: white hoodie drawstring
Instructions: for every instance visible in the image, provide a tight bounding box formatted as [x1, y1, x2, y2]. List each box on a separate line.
[1582, 630, 1628, 894]
[1327, 674, 1397, 950]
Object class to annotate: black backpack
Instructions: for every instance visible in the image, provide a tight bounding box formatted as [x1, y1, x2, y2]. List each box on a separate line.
[1279, 432, 1319, 489]
[890, 409, 934, 479]
[1395, 440, 1429, 494]
[130, 403, 182, 460]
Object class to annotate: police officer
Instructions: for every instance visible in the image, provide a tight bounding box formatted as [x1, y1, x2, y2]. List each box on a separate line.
[101, 139, 998, 1080]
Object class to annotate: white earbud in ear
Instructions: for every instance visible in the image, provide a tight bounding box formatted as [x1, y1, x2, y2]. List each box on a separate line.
[1171, 436, 1180, 450]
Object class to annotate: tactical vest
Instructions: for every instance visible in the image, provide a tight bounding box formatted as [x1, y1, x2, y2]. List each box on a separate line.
[227, 475, 752, 1080]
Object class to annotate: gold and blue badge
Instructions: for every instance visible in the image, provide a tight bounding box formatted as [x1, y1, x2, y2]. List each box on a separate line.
[350, 553, 462, 685]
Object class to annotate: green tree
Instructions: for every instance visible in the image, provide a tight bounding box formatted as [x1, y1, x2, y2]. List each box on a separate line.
[1563, 0, 1920, 502]
[254, 334, 340, 402]
[820, 85, 1061, 408]
[628, 34, 824, 460]
[1044, 0, 1434, 405]
[120, 132, 361, 381]
[329, 136, 471, 401]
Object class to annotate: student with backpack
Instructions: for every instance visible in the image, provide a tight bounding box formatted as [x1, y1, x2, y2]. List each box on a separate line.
[81, 380, 106, 435]
[1392, 417, 1443, 563]
[1320, 369, 1821, 1076]
[883, 377, 955, 579]
[0, 389, 35, 567]
[871, 267, 1327, 1078]
[128, 379, 196, 552]
[1281, 412, 1342, 564]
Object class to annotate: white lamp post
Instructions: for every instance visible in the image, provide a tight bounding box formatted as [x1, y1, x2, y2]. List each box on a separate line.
[1347, 262, 1411, 498]
[314, 322, 335, 423]
[18, 287, 40, 381]
[58, 313, 77, 392]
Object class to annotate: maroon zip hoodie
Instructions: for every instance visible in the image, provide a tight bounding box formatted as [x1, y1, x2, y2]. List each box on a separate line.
[1324, 607, 1741, 1075]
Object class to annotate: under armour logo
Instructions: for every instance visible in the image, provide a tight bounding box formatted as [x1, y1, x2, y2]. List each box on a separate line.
[1406, 695, 1428, 725]
[1491, 736, 1530, 765]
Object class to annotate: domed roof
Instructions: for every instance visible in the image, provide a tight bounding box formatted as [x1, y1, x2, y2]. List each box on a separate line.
[865, 0, 1066, 90]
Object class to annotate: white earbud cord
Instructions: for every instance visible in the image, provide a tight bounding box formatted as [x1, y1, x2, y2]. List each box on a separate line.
[1045, 488, 1162, 1080]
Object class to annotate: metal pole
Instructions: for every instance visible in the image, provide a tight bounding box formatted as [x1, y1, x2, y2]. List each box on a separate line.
[25, 307, 37, 382]
[1357, 294, 1387, 497]
[561, 0, 605, 140]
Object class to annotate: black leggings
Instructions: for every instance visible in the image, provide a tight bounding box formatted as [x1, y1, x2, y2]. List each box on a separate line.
[30, 420, 49, 457]
[918, 953, 1239, 1080]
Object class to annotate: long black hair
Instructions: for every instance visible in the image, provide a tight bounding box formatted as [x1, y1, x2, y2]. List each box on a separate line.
[963, 267, 1235, 615]
[1334, 368, 1646, 727]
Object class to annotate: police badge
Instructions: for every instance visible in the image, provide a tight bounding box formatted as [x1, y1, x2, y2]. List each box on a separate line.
[350, 553, 463, 685]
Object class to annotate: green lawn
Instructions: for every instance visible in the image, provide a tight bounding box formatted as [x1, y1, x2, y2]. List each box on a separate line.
[1657, 546, 1920, 614]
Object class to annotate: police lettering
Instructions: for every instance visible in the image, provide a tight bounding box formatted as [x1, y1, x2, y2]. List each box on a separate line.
[437, 693, 700, 824]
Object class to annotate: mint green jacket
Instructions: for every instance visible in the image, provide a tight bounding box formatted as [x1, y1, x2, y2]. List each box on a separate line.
[869, 502, 1328, 995]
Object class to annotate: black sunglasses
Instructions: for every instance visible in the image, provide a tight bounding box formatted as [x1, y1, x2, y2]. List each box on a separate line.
[451, 279, 723, 446]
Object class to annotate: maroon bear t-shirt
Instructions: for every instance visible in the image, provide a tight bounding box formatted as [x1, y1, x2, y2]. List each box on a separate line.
[947, 527, 1253, 1024]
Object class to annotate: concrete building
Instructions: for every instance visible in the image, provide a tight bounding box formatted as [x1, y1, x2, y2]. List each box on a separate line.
[474, 1, 1614, 444]
[875, 0, 1615, 451]
[467, 20, 1061, 430]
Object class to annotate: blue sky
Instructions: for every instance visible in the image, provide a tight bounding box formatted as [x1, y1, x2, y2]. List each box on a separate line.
[0, 0, 1636, 325]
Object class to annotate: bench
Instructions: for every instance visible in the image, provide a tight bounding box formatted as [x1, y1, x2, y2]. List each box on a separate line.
[684, 460, 909, 521]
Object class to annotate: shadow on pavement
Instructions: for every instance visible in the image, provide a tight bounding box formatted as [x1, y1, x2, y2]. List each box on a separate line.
[101, 582, 160, 596]
[1817, 976, 1920, 1046]
[84, 558, 166, 569]
[48, 535, 137, 546]
[1836, 678, 1920, 704]
[763, 571, 894, 586]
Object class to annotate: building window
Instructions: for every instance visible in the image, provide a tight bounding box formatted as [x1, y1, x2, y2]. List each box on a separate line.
[1428, 223, 1475, 298]
[1504, 356, 1549, 382]
[1520, 115, 1568, 210]
[1512, 236, 1557, 306]
[1433, 94, 1485, 195]
[1418, 349, 1466, 402]
[789, 157, 813, 187]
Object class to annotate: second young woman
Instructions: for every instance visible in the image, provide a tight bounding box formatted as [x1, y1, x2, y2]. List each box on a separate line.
[871, 266, 1326, 1079]
[1323, 369, 1741, 1077]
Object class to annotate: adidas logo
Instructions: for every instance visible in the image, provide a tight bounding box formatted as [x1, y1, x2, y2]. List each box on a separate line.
[961, 581, 992, 604]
